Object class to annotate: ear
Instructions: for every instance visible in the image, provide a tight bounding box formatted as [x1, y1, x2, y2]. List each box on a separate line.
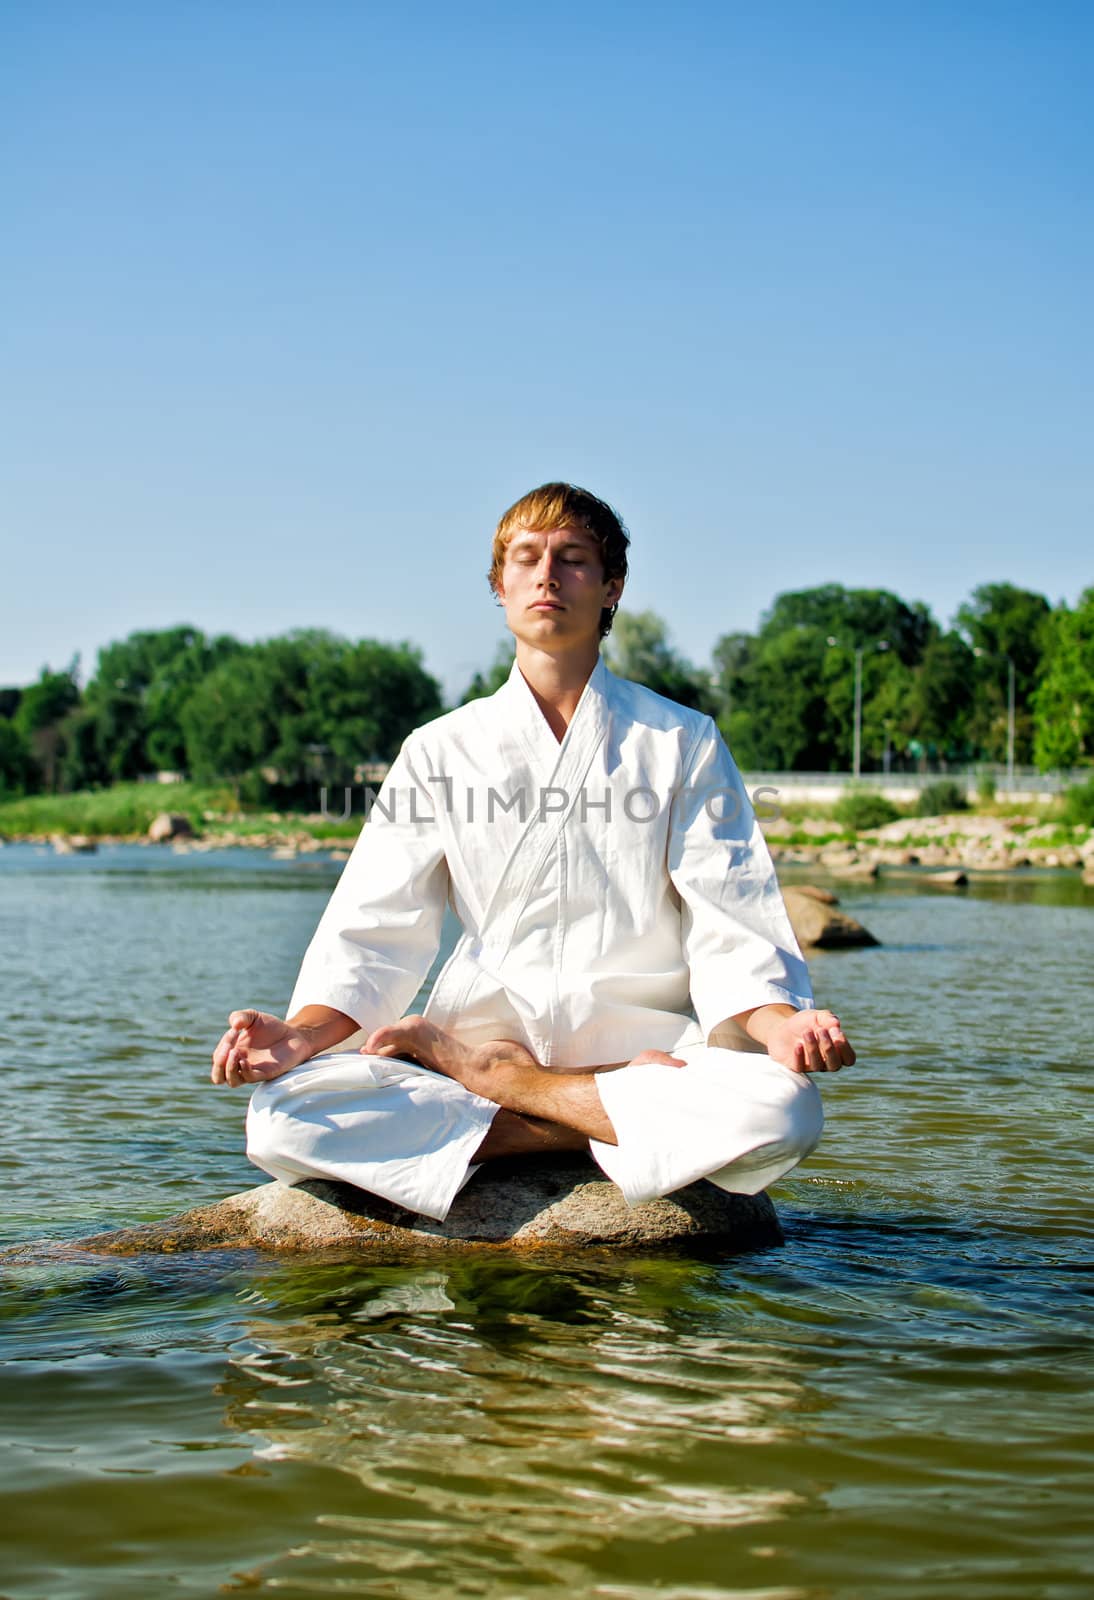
[603, 576, 624, 607]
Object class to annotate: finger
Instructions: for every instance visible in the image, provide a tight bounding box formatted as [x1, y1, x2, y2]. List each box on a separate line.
[815, 1027, 842, 1072]
[799, 1027, 822, 1073]
[211, 1030, 235, 1070]
[832, 1030, 856, 1067]
[226, 1045, 251, 1087]
[229, 1009, 261, 1030]
[817, 1025, 854, 1069]
[227, 1061, 252, 1088]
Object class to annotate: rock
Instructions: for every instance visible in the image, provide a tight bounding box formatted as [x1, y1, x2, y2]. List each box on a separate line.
[148, 812, 193, 843]
[818, 847, 859, 869]
[782, 886, 879, 948]
[874, 847, 919, 866]
[68, 1156, 783, 1255]
[926, 869, 968, 887]
[791, 884, 839, 905]
[51, 833, 97, 854]
[817, 849, 879, 880]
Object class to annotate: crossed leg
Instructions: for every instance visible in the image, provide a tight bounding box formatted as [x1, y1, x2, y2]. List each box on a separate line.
[364, 1016, 614, 1157]
[247, 1017, 824, 1222]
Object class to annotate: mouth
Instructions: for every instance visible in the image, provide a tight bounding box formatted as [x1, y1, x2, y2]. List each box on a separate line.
[530, 600, 564, 611]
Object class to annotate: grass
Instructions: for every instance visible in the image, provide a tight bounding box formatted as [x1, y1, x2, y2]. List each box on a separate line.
[0, 781, 368, 843]
[0, 782, 237, 838]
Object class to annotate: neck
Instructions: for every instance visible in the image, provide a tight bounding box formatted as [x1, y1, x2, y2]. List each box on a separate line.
[514, 639, 601, 741]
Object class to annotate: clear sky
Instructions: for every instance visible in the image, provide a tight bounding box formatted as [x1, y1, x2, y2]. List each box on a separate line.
[3, 0, 1091, 702]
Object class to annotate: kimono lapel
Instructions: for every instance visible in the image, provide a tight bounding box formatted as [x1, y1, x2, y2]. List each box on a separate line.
[478, 658, 612, 956]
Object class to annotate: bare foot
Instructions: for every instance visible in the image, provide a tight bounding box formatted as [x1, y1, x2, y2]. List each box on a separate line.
[363, 1015, 540, 1094]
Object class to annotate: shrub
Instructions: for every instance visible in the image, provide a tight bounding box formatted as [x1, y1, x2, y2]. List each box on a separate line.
[834, 790, 901, 831]
[1061, 776, 1094, 829]
[976, 771, 997, 804]
[914, 780, 969, 817]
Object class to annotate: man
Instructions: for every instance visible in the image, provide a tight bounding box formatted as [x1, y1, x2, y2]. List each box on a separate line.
[212, 483, 853, 1220]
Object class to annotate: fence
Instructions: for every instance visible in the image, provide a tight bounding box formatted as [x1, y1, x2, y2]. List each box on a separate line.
[742, 765, 1086, 804]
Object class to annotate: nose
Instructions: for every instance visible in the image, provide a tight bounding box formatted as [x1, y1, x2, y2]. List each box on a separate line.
[536, 552, 560, 589]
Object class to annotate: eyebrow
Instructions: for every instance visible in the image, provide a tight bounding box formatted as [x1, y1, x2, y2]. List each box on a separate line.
[508, 531, 598, 553]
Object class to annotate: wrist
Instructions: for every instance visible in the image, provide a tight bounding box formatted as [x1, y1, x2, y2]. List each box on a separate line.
[288, 1006, 358, 1061]
[735, 1003, 799, 1048]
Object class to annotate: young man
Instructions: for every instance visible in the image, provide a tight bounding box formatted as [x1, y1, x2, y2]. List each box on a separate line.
[211, 483, 853, 1220]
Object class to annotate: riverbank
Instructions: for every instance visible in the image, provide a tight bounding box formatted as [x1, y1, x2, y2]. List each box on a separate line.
[1, 781, 1092, 877]
[764, 808, 1094, 876]
[0, 782, 360, 852]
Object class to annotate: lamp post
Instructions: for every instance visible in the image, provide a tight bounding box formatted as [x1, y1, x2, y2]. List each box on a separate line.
[828, 637, 889, 780]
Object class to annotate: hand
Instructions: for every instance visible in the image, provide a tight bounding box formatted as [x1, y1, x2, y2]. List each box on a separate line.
[210, 1009, 313, 1087]
[764, 1009, 855, 1075]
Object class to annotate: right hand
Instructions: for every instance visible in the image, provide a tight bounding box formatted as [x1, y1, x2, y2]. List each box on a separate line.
[210, 1009, 312, 1087]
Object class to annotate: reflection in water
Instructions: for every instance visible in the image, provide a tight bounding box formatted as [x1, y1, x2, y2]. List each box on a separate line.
[216, 1258, 817, 1597]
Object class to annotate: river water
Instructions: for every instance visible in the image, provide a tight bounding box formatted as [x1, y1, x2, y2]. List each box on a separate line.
[1, 843, 1091, 1599]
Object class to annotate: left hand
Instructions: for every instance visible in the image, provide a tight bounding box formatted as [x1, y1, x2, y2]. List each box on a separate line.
[764, 1008, 855, 1074]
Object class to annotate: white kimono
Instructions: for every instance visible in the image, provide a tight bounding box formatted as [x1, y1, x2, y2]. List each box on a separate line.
[247, 659, 824, 1218]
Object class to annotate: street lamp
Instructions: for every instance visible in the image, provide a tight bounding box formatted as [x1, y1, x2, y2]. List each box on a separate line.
[827, 637, 890, 780]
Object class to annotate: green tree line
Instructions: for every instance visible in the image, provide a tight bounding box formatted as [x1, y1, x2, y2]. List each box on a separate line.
[2, 581, 1091, 800]
[601, 581, 1093, 773]
[0, 628, 443, 803]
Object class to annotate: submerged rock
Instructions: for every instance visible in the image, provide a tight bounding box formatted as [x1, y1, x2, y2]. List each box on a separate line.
[782, 886, 879, 948]
[148, 812, 193, 842]
[51, 833, 98, 854]
[71, 1156, 782, 1255]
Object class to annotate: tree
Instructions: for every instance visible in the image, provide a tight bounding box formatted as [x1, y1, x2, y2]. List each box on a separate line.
[901, 631, 976, 761]
[84, 626, 230, 779]
[13, 666, 81, 791]
[955, 583, 1052, 763]
[0, 720, 33, 797]
[180, 647, 285, 786]
[461, 641, 516, 704]
[605, 611, 710, 710]
[13, 666, 80, 740]
[1033, 589, 1094, 770]
[760, 585, 934, 667]
[180, 632, 443, 789]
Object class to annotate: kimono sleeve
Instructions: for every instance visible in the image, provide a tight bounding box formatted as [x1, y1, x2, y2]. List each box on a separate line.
[287, 737, 449, 1033]
[667, 720, 813, 1040]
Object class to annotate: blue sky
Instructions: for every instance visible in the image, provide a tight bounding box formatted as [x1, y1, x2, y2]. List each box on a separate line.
[3, 1, 1091, 702]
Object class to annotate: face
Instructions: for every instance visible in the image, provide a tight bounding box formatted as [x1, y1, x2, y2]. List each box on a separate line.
[495, 525, 624, 651]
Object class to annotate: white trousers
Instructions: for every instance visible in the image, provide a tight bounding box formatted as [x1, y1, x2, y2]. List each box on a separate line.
[246, 1045, 825, 1223]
